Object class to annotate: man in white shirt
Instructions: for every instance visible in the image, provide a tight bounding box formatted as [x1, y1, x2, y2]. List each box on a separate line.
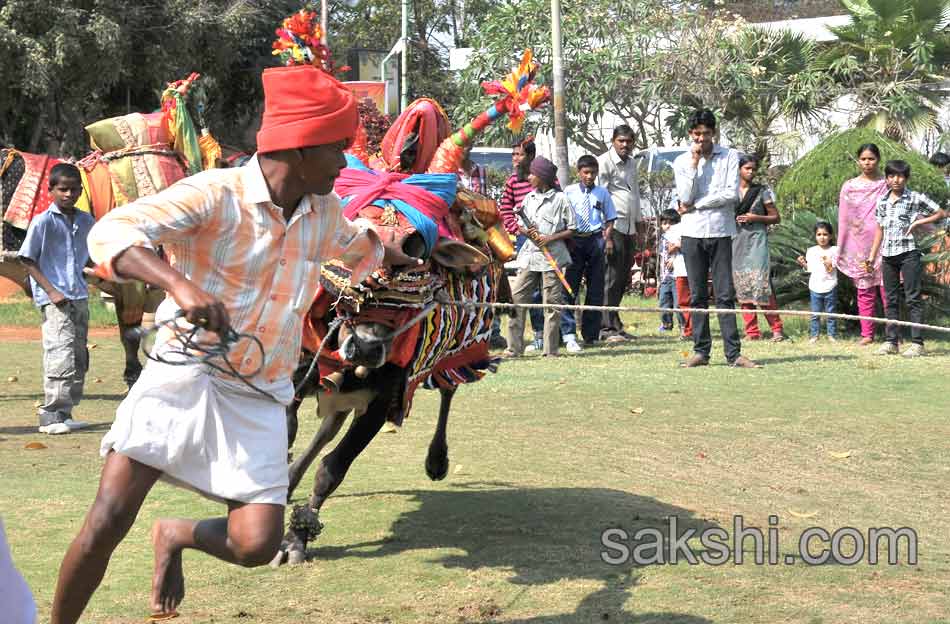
[597, 125, 641, 343]
[672, 109, 757, 368]
[0, 518, 36, 624]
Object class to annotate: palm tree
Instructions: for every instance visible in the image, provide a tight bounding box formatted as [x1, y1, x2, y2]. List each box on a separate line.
[822, 0, 950, 141]
[719, 29, 837, 165]
[664, 27, 838, 167]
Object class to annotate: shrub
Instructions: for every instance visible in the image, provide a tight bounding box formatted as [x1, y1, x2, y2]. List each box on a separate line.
[774, 128, 949, 218]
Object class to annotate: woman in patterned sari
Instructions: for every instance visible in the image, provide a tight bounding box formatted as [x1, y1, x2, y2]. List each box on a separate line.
[732, 154, 784, 341]
[837, 143, 888, 345]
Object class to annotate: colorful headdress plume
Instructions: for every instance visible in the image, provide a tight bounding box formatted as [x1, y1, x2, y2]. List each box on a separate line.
[272, 9, 341, 72]
[428, 49, 551, 173]
[480, 49, 551, 133]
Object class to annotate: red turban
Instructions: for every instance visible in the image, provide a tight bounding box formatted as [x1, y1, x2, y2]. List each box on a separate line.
[256, 65, 358, 154]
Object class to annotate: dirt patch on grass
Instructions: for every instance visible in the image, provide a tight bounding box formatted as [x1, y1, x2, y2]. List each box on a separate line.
[0, 325, 118, 341]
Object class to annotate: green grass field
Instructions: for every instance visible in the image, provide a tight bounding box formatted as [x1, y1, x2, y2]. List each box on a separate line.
[0, 291, 119, 327]
[1, 303, 948, 623]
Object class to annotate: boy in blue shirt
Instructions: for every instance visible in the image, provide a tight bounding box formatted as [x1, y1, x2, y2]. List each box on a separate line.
[18, 163, 94, 434]
[560, 155, 616, 352]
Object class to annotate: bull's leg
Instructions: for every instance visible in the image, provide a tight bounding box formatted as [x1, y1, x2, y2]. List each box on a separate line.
[425, 387, 456, 481]
[118, 321, 143, 389]
[272, 387, 393, 567]
[287, 410, 349, 501]
[308, 398, 388, 513]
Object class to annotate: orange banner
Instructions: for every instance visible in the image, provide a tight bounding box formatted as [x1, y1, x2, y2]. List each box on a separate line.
[343, 81, 387, 113]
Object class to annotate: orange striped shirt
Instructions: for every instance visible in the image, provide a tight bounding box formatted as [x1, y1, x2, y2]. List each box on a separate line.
[88, 155, 383, 397]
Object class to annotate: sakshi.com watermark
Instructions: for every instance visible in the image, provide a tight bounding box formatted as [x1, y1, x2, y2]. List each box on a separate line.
[600, 515, 918, 566]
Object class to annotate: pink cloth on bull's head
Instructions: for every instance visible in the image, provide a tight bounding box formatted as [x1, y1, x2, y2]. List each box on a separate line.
[837, 176, 888, 289]
[334, 167, 455, 240]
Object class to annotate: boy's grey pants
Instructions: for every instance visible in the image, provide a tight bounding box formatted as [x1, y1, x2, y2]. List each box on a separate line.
[38, 299, 89, 426]
[507, 267, 567, 356]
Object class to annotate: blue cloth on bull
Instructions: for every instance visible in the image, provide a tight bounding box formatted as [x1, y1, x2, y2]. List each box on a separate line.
[337, 154, 457, 257]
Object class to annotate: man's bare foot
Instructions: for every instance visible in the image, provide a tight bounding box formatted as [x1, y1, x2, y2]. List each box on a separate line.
[151, 520, 185, 615]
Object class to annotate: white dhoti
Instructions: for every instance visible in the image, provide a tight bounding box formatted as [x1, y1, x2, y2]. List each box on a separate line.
[101, 360, 292, 505]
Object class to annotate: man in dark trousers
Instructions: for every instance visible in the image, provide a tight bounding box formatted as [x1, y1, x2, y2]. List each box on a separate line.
[672, 109, 758, 368]
[597, 125, 640, 343]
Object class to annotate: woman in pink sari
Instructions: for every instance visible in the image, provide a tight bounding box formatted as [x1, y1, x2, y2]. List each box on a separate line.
[838, 143, 888, 344]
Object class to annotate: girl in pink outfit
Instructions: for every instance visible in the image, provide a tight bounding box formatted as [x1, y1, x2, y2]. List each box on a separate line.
[838, 143, 888, 344]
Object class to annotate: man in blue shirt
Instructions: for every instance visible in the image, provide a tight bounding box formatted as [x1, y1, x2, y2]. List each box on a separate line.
[18, 163, 95, 434]
[560, 155, 616, 352]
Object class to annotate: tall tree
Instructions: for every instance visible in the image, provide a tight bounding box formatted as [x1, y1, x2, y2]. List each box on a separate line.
[821, 0, 950, 141]
[325, 0, 499, 114]
[668, 28, 838, 166]
[454, 0, 759, 153]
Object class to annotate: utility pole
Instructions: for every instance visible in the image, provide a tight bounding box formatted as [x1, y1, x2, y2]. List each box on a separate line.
[320, 0, 328, 45]
[550, 0, 570, 188]
[401, 0, 410, 110]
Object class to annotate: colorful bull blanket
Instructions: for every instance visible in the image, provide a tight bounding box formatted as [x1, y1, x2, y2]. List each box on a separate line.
[1, 150, 63, 230]
[304, 260, 500, 426]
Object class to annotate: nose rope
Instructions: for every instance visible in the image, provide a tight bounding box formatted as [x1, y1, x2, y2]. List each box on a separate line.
[293, 314, 347, 399]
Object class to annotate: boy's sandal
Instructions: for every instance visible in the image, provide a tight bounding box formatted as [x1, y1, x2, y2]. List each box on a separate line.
[770, 334, 786, 342]
[501, 349, 519, 358]
[148, 613, 179, 622]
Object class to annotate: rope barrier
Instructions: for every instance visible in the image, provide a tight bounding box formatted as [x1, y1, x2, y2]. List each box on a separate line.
[437, 298, 950, 334]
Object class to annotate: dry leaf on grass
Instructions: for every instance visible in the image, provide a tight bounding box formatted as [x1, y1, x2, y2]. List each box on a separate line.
[88, 343, 97, 349]
[24, 442, 47, 450]
[453, 464, 464, 474]
[788, 509, 818, 519]
[630, 407, 644, 415]
[7, 376, 17, 383]
[93, 378, 103, 384]
[828, 451, 852, 459]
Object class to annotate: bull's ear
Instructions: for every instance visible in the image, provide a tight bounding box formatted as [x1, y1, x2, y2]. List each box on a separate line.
[430, 238, 490, 270]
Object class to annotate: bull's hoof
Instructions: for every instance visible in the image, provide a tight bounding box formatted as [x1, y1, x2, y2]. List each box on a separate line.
[425, 448, 449, 481]
[269, 528, 311, 568]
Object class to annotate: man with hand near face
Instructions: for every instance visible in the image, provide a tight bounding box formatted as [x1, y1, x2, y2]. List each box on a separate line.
[672, 109, 757, 369]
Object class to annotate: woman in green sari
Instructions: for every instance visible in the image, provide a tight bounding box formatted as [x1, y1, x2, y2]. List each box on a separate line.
[732, 154, 784, 341]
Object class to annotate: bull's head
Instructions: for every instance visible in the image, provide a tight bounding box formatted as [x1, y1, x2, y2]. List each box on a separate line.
[317, 212, 490, 376]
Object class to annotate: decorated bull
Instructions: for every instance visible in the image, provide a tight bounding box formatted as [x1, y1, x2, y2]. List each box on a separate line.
[0, 75, 221, 386]
[272, 45, 550, 565]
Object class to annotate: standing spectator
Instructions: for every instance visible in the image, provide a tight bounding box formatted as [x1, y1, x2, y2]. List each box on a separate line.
[459, 144, 487, 196]
[796, 221, 839, 343]
[664, 207, 693, 340]
[560, 155, 616, 351]
[459, 144, 505, 349]
[868, 160, 946, 357]
[838, 143, 888, 345]
[657, 208, 686, 334]
[597, 125, 641, 343]
[505, 157, 574, 358]
[499, 138, 544, 349]
[17, 163, 94, 435]
[673, 109, 757, 368]
[732, 153, 784, 342]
